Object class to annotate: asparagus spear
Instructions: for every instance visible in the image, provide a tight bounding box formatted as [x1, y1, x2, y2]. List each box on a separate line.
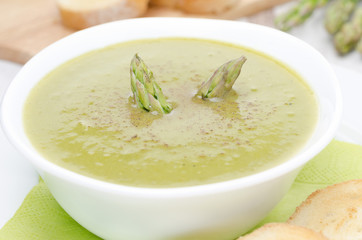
[334, 7, 362, 54]
[316, 0, 330, 7]
[197, 56, 247, 99]
[275, 0, 329, 32]
[130, 54, 172, 114]
[357, 37, 362, 53]
[324, 0, 359, 35]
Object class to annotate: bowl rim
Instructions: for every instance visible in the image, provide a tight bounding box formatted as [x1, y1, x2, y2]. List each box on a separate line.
[1, 17, 343, 198]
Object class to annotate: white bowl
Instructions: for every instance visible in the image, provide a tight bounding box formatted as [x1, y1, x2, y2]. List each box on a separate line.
[1, 18, 342, 240]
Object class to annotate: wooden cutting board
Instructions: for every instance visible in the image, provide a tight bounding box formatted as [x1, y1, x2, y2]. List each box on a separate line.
[0, 0, 290, 64]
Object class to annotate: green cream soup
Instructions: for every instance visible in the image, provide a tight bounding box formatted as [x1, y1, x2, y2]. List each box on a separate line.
[24, 38, 318, 188]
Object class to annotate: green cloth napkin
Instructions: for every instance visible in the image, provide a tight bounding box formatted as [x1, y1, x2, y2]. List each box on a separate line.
[1, 140, 362, 239]
[0, 179, 100, 240]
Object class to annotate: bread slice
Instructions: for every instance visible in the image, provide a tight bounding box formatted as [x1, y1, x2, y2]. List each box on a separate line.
[57, 0, 149, 30]
[288, 179, 362, 240]
[237, 223, 328, 240]
[149, 0, 239, 14]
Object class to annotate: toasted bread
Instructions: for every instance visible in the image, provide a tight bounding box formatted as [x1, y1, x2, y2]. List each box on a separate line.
[288, 179, 362, 240]
[237, 222, 328, 240]
[57, 0, 149, 30]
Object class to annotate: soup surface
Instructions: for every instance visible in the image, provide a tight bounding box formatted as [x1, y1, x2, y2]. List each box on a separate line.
[24, 38, 318, 188]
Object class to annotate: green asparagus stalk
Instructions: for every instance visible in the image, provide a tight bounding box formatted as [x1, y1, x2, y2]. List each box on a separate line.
[275, 0, 329, 32]
[197, 56, 247, 99]
[317, 0, 330, 7]
[357, 37, 362, 53]
[324, 0, 359, 35]
[334, 7, 362, 54]
[130, 54, 172, 114]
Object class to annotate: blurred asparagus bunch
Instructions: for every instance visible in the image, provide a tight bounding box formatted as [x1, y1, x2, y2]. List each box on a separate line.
[275, 0, 329, 31]
[333, 7, 362, 53]
[275, 0, 362, 55]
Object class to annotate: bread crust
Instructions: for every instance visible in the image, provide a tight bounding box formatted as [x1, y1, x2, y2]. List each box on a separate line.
[149, 0, 178, 8]
[238, 223, 328, 240]
[288, 179, 362, 240]
[57, 0, 149, 30]
[149, 0, 239, 14]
